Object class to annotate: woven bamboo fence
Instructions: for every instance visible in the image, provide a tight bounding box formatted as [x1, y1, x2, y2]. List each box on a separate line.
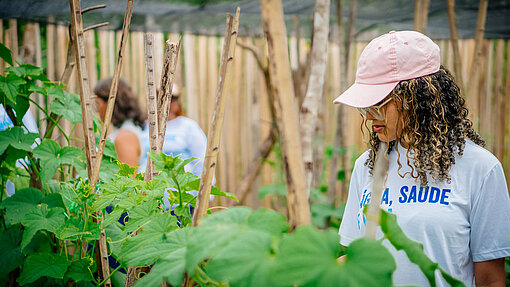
[2, 20, 509, 208]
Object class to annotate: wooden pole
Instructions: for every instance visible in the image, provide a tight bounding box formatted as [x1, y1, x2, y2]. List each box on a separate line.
[467, 0, 488, 128]
[413, 0, 423, 33]
[260, 0, 311, 227]
[91, 0, 134, 187]
[69, 1, 110, 285]
[156, 40, 181, 151]
[299, 0, 330, 195]
[192, 8, 240, 226]
[446, 0, 464, 91]
[69, 0, 97, 181]
[143, 33, 158, 182]
[328, 0, 356, 205]
[8, 19, 18, 65]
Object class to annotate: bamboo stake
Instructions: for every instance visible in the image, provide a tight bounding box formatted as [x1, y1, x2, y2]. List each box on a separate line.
[467, 0, 488, 128]
[69, 1, 110, 285]
[69, 0, 97, 180]
[493, 39, 504, 162]
[192, 8, 240, 226]
[124, 34, 158, 287]
[183, 33, 200, 122]
[157, 40, 181, 151]
[505, 42, 510, 183]
[8, 19, 18, 65]
[142, 33, 158, 182]
[260, 0, 311, 227]
[413, 0, 423, 33]
[91, 0, 134, 187]
[446, 0, 464, 91]
[328, 0, 355, 205]
[300, 0, 330, 195]
[365, 143, 389, 239]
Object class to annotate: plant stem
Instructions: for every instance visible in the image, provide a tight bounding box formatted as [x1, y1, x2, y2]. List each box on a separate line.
[28, 98, 70, 143]
[96, 265, 122, 287]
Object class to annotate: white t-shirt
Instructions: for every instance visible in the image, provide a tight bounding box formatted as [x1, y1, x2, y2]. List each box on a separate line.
[139, 116, 207, 177]
[339, 140, 510, 286]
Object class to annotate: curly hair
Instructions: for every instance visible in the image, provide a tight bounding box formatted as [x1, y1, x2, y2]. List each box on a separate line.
[365, 66, 485, 185]
[94, 78, 145, 129]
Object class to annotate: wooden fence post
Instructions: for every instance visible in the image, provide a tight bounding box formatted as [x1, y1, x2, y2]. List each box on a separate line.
[260, 0, 311, 227]
[300, 0, 330, 195]
[192, 8, 240, 226]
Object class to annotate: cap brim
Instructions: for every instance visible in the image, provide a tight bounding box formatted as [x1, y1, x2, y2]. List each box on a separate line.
[333, 81, 399, 108]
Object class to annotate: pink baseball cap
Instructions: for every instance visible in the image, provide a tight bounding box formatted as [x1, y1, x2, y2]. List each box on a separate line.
[334, 31, 440, 108]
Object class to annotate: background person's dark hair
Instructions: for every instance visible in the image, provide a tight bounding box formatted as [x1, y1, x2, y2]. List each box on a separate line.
[94, 78, 145, 129]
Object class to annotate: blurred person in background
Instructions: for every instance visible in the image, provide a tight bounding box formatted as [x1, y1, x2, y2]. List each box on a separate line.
[94, 78, 146, 168]
[139, 84, 207, 179]
[336, 31, 510, 287]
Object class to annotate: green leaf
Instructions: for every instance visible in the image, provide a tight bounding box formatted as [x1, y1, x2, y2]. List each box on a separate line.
[14, 95, 30, 123]
[124, 200, 157, 233]
[258, 184, 287, 199]
[0, 187, 43, 225]
[0, 42, 13, 66]
[0, 73, 25, 103]
[42, 193, 65, 209]
[120, 213, 179, 266]
[59, 146, 82, 165]
[380, 210, 466, 286]
[134, 228, 192, 287]
[104, 208, 125, 227]
[0, 126, 38, 154]
[380, 210, 438, 286]
[118, 161, 137, 177]
[269, 226, 395, 287]
[7, 64, 42, 78]
[33, 139, 61, 182]
[183, 179, 238, 201]
[0, 226, 24, 275]
[46, 85, 64, 100]
[21, 205, 66, 250]
[206, 230, 274, 286]
[65, 258, 95, 283]
[17, 252, 70, 285]
[186, 207, 288, 274]
[50, 92, 82, 123]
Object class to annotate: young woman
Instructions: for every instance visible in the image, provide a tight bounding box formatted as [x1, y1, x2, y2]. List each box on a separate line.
[336, 31, 510, 286]
[94, 78, 146, 168]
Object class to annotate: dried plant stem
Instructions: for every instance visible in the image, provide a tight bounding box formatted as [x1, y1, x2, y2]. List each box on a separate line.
[300, 0, 330, 195]
[365, 143, 389, 239]
[143, 33, 159, 182]
[91, 0, 134, 187]
[192, 8, 240, 226]
[260, 0, 311, 227]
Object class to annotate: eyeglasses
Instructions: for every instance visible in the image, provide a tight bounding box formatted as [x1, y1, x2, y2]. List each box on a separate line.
[357, 97, 393, 121]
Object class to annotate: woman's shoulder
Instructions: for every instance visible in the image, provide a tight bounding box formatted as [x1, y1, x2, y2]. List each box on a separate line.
[457, 139, 501, 171]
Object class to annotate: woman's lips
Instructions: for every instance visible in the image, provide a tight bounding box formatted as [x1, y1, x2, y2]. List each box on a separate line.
[373, 125, 385, 132]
